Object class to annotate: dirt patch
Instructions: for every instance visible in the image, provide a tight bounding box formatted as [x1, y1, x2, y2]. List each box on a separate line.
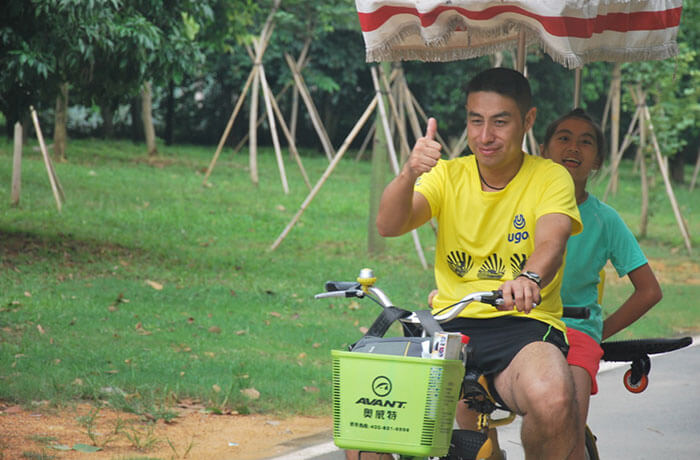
[603, 258, 700, 286]
[0, 401, 332, 459]
[647, 258, 700, 285]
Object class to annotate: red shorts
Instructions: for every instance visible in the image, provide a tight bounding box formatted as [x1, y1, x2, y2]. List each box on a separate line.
[566, 328, 604, 395]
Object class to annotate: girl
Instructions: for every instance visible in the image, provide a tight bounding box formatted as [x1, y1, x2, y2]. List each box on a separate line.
[541, 108, 662, 460]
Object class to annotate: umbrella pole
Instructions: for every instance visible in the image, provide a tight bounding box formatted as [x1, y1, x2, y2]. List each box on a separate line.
[573, 68, 582, 108]
[516, 29, 526, 73]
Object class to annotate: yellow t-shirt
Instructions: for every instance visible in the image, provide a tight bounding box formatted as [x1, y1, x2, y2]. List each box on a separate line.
[414, 154, 582, 332]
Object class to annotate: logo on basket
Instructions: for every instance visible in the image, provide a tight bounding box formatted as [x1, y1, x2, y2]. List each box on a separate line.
[372, 376, 392, 397]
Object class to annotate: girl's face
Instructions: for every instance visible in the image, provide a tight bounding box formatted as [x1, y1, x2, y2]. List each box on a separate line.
[543, 117, 601, 184]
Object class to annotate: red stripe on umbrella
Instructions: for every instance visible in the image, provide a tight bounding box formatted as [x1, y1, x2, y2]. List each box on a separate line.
[358, 4, 682, 37]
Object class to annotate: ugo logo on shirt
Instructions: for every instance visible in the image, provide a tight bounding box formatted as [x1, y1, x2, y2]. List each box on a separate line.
[508, 214, 529, 244]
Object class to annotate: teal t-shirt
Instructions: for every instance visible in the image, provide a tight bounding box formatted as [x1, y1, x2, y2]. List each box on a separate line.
[562, 194, 647, 343]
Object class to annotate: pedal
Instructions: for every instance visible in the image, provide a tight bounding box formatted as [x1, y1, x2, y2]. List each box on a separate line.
[444, 429, 492, 460]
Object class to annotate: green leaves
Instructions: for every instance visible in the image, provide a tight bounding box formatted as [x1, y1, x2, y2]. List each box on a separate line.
[621, 43, 700, 158]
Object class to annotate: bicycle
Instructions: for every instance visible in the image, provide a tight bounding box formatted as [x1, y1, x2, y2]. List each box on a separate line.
[316, 268, 693, 460]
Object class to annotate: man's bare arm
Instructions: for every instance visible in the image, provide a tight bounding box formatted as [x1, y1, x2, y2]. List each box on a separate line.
[499, 213, 572, 312]
[376, 118, 441, 237]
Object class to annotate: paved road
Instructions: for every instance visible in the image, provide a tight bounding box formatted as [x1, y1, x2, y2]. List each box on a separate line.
[270, 338, 699, 460]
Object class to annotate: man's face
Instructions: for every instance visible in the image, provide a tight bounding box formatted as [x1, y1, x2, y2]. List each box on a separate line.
[466, 91, 535, 170]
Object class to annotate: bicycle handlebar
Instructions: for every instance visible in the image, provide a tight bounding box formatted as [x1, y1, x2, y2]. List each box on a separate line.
[316, 279, 505, 324]
[316, 273, 590, 323]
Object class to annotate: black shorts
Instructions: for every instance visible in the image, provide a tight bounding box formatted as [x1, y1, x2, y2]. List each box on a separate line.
[441, 316, 569, 378]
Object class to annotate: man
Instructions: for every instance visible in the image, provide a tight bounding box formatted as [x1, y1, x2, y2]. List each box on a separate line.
[376, 67, 582, 459]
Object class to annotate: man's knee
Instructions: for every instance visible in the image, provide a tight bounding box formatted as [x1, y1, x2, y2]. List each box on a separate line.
[498, 343, 576, 419]
[524, 370, 578, 425]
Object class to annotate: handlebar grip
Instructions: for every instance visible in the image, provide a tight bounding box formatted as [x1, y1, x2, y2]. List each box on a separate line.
[479, 290, 503, 306]
[324, 281, 361, 292]
[486, 290, 538, 309]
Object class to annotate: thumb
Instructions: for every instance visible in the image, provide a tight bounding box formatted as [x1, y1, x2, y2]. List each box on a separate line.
[425, 117, 437, 140]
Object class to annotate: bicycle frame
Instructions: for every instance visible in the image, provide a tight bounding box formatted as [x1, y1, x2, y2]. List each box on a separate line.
[318, 268, 693, 460]
[318, 269, 523, 460]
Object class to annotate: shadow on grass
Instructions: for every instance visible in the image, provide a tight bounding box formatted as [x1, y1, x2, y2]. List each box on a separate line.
[0, 229, 148, 270]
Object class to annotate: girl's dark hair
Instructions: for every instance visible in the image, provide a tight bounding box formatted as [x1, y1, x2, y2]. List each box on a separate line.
[543, 108, 606, 164]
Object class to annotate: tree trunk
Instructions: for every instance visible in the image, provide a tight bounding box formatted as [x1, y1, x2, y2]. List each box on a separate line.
[669, 154, 685, 184]
[53, 82, 69, 161]
[21, 110, 32, 145]
[130, 96, 143, 142]
[101, 103, 115, 139]
[165, 79, 175, 146]
[690, 146, 700, 191]
[142, 81, 157, 156]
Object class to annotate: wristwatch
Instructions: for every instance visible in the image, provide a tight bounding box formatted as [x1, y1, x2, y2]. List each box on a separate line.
[517, 271, 542, 288]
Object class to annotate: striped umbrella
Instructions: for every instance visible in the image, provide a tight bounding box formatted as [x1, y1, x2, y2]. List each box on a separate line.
[356, 0, 682, 68]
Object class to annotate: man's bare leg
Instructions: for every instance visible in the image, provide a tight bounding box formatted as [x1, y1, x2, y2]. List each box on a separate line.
[494, 341, 579, 460]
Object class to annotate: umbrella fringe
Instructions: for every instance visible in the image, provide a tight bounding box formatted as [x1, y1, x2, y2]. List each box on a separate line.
[365, 19, 525, 63]
[366, 17, 679, 69]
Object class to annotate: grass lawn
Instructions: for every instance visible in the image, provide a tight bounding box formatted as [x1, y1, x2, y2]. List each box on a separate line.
[1, 137, 698, 419]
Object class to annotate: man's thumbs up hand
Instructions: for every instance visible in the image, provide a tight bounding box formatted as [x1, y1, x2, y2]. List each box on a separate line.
[425, 117, 438, 140]
[405, 117, 442, 178]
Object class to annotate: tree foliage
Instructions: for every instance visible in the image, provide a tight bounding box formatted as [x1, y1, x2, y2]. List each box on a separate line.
[1, 0, 698, 169]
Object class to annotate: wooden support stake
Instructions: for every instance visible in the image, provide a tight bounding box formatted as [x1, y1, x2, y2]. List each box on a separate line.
[402, 76, 423, 142]
[285, 53, 335, 161]
[639, 94, 692, 254]
[689, 146, 700, 192]
[11, 122, 22, 206]
[30, 106, 64, 211]
[203, 67, 256, 185]
[263, 74, 312, 190]
[603, 102, 641, 201]
[249, 60, 261, 186]
[289, 37, 312, 143]
[246, 3, 280, 187]
[258, 59, 289, 194]
[379, 66, 412, 164]
[451, 126, 468, 159]
[371, 66, 427, 269]
[354, 123, 376, 161]
[638, 109, 649, 237]
[609, 63, 622, 195]
[601, 78, 614, 132]
[269, 96, 379, 251]
[232, 83, 291, 154]
[203, 1, 280, 186]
